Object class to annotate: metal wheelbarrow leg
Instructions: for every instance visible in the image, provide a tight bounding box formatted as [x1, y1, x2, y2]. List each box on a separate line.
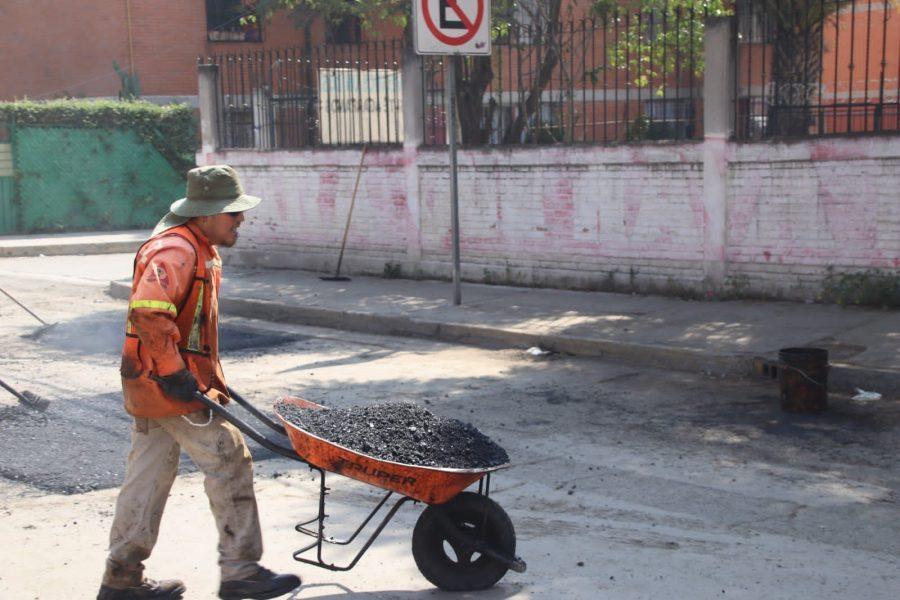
[292, 467, 413, 572]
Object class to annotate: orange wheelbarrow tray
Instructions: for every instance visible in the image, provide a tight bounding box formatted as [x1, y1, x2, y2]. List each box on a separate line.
[195, 389, 526, 592]
[275, 395, 508, 504]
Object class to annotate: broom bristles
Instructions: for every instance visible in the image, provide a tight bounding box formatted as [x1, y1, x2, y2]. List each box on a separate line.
[19, 390, 50, 411]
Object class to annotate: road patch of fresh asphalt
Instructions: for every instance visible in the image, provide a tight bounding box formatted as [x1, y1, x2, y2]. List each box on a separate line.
[0, 312, 307, 494]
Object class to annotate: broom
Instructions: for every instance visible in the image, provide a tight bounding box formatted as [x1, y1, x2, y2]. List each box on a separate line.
[0, 377, 51, 411]
[321, 144, 368, 282]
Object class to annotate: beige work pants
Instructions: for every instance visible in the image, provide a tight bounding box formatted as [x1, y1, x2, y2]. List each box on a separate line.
[102, 410, 263, 588]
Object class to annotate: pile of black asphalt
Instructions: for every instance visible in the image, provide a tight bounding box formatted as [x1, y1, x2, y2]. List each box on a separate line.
[275, 401, 509, 469]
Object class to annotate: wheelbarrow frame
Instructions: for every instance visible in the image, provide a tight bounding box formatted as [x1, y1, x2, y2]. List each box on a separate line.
[194, 389, 526, 579]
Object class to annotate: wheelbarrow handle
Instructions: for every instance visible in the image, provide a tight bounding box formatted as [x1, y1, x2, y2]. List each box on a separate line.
[226, 386, 287, 435]
[194, 391, 305, 463]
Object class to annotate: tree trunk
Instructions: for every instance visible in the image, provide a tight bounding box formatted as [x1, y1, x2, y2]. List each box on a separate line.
[501, 1, 563, 144]
[450, 0, 564, 145]
[455, 56, 496, 145]
[767, 5, 825, 137]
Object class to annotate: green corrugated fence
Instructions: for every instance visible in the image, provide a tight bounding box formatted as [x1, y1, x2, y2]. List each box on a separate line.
[1, 125, 186, 234]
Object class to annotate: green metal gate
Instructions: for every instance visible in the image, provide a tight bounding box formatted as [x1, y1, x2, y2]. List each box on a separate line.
[4, 125, 186, 234]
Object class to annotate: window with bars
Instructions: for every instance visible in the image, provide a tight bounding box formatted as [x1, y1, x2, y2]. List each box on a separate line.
[327, 15, 363, 44]
[206, 0, 262, 42]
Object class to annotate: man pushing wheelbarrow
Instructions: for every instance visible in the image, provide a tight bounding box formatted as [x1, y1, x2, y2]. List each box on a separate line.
[99, 166, 525, 599]
[98, 166, 301, 600]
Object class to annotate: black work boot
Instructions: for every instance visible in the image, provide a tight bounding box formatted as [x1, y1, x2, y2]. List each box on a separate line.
[97, 578, 186, 599]
[218, 567, 301, 599]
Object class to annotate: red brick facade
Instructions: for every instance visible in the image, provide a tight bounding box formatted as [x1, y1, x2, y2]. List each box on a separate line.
[0, 1, 399, 101]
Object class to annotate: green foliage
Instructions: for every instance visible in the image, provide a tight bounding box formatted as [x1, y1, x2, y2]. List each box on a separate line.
[590, 1, 897, 97]
[255, 0, 411, 31]
[256, 0, 522, 35]
[527, 125, 567, 144]
[0, 99, 196, 176]
[627, 115, 649, 140]
[590, 1, 731, 93]
[751, 0, 863, 30]
[821, 267, 900, 308]
[112, 60, 141, 101]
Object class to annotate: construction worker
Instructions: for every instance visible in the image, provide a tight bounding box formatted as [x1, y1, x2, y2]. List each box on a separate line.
[98, 166, 301, 600]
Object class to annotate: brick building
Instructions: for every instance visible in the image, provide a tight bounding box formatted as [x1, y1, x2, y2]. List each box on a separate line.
[0, 0, 400, 104]
[2, 0, 894, 130]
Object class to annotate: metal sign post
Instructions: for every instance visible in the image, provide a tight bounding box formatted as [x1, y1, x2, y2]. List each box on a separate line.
[414, 0, 491, 306]
[447, 58, 462, 305]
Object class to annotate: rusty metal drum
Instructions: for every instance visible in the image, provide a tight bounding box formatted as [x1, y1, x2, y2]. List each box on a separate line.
[779, 347, 829, 413]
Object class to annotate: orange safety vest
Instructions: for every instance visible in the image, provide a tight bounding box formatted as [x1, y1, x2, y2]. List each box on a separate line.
[119, 224, 228, 418]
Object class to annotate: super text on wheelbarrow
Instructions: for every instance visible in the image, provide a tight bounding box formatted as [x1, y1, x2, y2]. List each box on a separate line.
[275, 401, 509, 469]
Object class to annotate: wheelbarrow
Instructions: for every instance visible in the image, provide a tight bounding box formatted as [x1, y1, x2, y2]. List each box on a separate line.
[194, 389, 526, 591]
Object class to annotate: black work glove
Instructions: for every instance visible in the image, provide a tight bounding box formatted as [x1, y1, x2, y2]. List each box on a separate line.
[154, 369, 199, 403]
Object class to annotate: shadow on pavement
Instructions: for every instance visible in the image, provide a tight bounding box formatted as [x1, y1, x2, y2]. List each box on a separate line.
[31, 310, 307, 356]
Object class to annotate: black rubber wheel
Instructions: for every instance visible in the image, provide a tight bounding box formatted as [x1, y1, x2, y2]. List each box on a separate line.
[411, 492, 516, 591]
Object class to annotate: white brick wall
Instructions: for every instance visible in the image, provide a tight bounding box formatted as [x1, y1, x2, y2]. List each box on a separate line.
[204, 135, 900, 299]
[726, 137, 900, 297]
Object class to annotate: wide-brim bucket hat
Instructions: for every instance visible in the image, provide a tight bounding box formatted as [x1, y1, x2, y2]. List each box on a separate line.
[152, 165, 261, 236]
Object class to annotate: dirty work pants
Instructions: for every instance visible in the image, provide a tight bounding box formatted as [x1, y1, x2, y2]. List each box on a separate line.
[102, 410, 263, 588]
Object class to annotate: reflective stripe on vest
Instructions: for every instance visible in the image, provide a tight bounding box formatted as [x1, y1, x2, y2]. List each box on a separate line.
[129, 299, 178, 316]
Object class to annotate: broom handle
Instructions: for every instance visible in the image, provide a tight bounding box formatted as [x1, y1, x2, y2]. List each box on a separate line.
[0, 286, 49, 326]
[333, 145, 368, 279]
[0, 377, 29, 404]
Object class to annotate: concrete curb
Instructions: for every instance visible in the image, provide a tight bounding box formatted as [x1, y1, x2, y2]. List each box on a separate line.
[0, 240, 142, 258]
[110, 280, 749, 375]
[108, 280, 899, 394]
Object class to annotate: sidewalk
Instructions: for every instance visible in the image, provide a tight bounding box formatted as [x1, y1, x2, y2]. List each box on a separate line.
[107, 263, 900, 397]
[4, 230, 894, 395]
[0, 230, 145, 257]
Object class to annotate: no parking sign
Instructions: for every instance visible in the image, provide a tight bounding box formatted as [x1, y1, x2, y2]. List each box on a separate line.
[414, 0, 491, 56]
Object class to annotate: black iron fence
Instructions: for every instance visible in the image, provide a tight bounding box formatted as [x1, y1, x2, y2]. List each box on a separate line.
[202, 3, 898, 149]
[735, 0, 899, 139]
[203, 39, 404, 149]
[423, 9, 707, 146]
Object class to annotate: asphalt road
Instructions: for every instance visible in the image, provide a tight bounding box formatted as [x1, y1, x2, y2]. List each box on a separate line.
[1, 254, 898, 599]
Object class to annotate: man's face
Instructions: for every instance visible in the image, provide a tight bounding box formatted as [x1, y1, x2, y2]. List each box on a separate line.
[197, 212, 245, 247]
